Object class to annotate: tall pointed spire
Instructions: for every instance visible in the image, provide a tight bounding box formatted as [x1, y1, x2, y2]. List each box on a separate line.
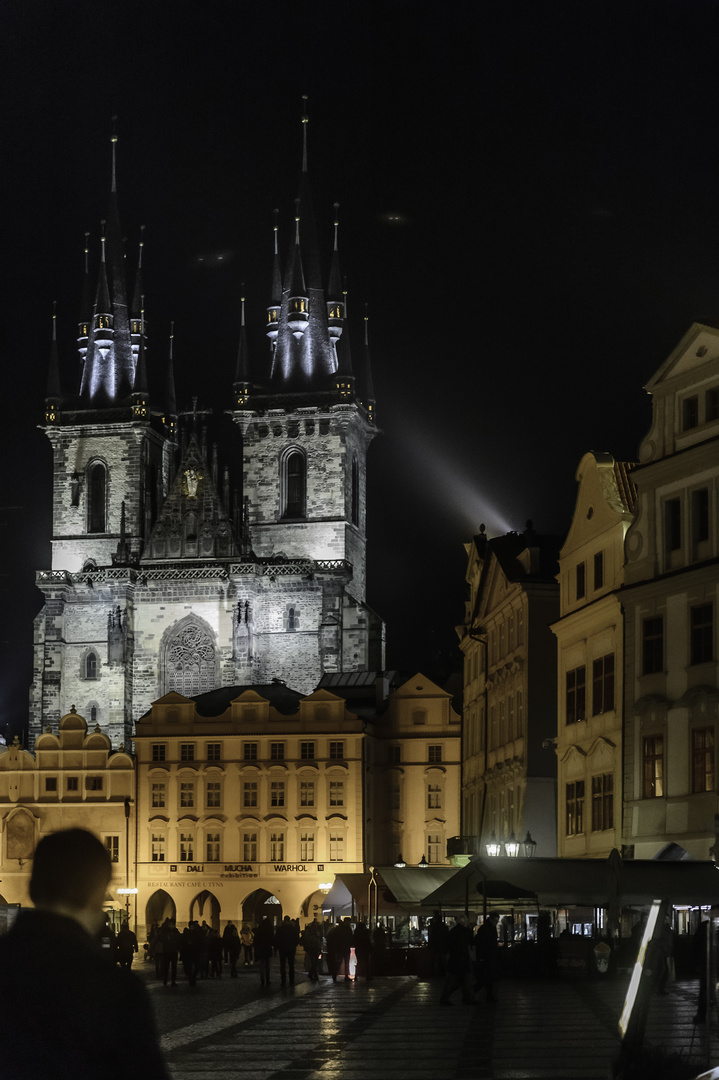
[45, 302, 62, 423]
[234, 287, 252, 406]
[165, 321, 177, 428]
[326, 202, 344, 347]
[334, 277, 354, 400]
[266, 211, 282, 350]
[131, 225, 146, 365]
[131, 294, 149, 420]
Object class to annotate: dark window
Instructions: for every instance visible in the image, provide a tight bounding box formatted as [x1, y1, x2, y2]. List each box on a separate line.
[389, 746, 401, 764]
[283, 450, 306, 518]
[287, 606, 298, 631]
[329, 741, 344, 760]
[665, 498, 681, 552]
[706, 387, 719, 421]
[576, 563, 586, 600]
[592, 654, 615, 715]
[642, 617, 664, 675]
[104, 836, 119, 862]
[45, 777, 57, 792]
[591, 774, 613, 832]
[180, 743, 195, 762]
[593, 551, 604, 590]
[66, 777, 79, 792]
[692, 728, 715, 793]
[85, 652, 98, 680]
[87, 462, 106, 533]
[242, 782, 258, 808]
[270, 742, 285, 761]
[683, 395, 699, 430]
[566, 666, 586, 724]
[692, 489, 710, 544]
[152, 744, 166, 762]
[566, 781, 585, 836]
[90, 705, 97, 724]
[243, 742, 258, 761]
[86, 776, 103, 792]
[207, 743, 221, 762]
[270, 780, 285, 807]
[643, 736, 664, 799]
[428, 745, 442, 763]
[691, 604, 714, 665]
[300, 741, 315, 759]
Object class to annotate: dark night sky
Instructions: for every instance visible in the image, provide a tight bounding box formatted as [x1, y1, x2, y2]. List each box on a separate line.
[3, 0, 719, 736]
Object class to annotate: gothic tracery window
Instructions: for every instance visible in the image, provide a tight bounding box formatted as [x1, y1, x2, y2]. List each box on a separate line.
[166, 624, 216, 697]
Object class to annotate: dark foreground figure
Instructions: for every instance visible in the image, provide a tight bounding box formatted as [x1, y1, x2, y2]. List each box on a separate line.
[0, 828, 169, 1080]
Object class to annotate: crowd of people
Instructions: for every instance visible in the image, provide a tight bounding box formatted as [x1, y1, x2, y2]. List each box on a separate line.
[138, 913, 377, 988]
[431, 910, 502, 1006]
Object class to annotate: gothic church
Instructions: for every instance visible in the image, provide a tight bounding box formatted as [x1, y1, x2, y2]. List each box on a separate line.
[31, 116, 384, 749]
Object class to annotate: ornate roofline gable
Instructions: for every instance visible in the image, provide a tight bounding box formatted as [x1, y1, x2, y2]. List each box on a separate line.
[390, 673, 451, 702]
[560, 451, 636, 559]
[645, 322, 719, 393]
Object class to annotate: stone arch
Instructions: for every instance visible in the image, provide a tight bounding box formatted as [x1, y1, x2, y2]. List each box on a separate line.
[145, 889, 176, 930]
[159, 613, 219, 698]
[189, 889, 221, 930]
[242, 888, 282, 928]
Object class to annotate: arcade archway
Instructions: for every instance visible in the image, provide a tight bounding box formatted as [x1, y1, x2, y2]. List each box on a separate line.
[190, 889, 221, 930]
[242, 888, 282, 927]
[146, 889, 176, 931]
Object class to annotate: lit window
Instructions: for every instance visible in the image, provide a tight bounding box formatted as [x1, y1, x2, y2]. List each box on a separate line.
[692, 728, 715, 794]
[151, 834, 166, 862]
[427, 834, 442, 863]
[104, 836, 119, 862]
[180, 833, 194, 861]
[566, 781, 585, 836]
[243, 832, 257, 862]
[206, 833, 220, 862]
[270, 832, 285, 862]
[643, 736, 664, 799]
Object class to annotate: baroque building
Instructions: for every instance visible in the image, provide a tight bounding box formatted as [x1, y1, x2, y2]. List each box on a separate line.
[622, 324, 719, 859]
[552, 452, 636, 858]
[457, 524, 560, 858]
[31, 116, 383, 750]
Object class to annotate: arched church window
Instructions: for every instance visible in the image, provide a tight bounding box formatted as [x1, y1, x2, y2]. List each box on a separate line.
[85, 651, 99, 680]
[282, 449, 306, 519]
[166, 624, 216, 698]
[286, 606, 301, 632]
[90, 705, 97, 724]
[351, 457, 359, 526]
[87, 461, 107, 534]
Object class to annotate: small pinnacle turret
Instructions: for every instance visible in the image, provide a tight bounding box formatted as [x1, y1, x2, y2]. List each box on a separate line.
[45, 303, 62, 424]
[131, 296, 149, 420]
[130, 225, 146, 364]
[266, 210, 282, 350]
[326, 203, 344, 347]
[164, 321, 177, 437]
[361, 306, 376, 423]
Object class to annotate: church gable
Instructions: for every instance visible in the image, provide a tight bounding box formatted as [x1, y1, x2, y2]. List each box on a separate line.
[144, 435, 238, 562]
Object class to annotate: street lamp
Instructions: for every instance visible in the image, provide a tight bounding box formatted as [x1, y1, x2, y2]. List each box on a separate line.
[523, 831, 537, 858]
[486, 832, 502, 857]
[417, 855, 428, 868]
[394, 854, 406, 868]
[505, 832, 520, 858]
[117, 887, 138, 922]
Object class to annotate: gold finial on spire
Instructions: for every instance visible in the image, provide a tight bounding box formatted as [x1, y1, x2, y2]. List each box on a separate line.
[241, 282, 246, 326]
[52, 299, 57, 338]
[301, 94, 309, 172]
[273, 208, 279, 255]
[169, 320, 174, 359]
[333, 202, 340, 251]
[110, 116, 118, 192]
[138, 224, 145, 268]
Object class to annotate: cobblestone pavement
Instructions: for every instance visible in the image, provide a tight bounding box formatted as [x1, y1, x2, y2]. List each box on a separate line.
[133, 961, 719, 1079]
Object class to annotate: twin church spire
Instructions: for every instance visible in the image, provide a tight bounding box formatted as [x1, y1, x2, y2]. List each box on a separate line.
[46, 106, 375, 424]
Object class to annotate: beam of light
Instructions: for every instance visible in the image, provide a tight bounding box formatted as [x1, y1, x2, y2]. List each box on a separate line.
[392, 423, 515, 536]
[618, 899, 662, 1040]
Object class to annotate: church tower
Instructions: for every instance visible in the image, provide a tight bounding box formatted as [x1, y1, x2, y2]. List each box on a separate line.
[30, 112, 384, 749]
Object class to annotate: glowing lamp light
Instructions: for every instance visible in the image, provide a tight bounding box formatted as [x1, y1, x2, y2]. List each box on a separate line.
[418, 855, 428, 868]
[394, 854, 406, 868]
[486, 832, 502, 857]
[504, 832, 519, 858]
[319, 882, 333, 894]
[117, 888, 138, 895]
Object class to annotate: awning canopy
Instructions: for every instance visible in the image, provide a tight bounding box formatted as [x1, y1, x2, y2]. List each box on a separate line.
[421, 855, 719, 910]
[378, 866, 458, 908]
